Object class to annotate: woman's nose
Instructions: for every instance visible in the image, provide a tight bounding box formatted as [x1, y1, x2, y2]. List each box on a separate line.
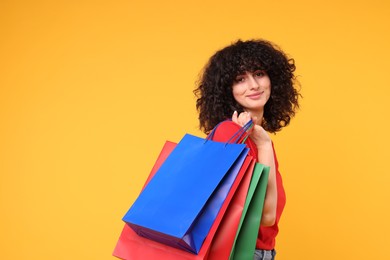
[248, 76, 260, 89]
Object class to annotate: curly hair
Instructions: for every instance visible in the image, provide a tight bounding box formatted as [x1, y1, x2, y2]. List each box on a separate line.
[194, 39, 301, 134]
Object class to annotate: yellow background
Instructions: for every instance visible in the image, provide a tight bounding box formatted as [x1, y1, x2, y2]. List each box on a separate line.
[1, 0, 389, 259]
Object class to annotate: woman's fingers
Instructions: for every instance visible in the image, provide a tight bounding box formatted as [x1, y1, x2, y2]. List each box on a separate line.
[239, 111, 251, 126]
[231, 111, 271, 146]
[232, 111, 238, 124]
[232, 111, 252, 126]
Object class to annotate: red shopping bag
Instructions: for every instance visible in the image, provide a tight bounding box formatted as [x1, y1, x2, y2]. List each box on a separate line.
[207, 120, 260, 259]
[141, 140, 177, 190]
[113, 140, 254, 259]
[206, 159, 255, 259]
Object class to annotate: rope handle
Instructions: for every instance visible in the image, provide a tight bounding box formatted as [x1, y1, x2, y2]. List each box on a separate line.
[206, 119, 253, 145]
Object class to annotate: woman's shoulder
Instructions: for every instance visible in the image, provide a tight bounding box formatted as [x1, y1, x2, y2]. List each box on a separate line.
[209, 120, 245, 142]
[209, 120, 259, 158]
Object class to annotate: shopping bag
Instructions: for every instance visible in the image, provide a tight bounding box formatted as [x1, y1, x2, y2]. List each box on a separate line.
[123, 126, 250, 254]
[206, 159, 255, 259]
[229, 163, 270, 260]
[206, 120, 271, 259]
[113, 141, 254, 260]
[141, 140, 177, 190]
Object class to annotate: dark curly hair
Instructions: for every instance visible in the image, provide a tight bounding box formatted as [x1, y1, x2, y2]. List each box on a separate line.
[194, 39, 301, 134]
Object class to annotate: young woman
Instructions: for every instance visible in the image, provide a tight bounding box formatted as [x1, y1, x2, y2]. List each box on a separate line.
[194, 39, 300, 260]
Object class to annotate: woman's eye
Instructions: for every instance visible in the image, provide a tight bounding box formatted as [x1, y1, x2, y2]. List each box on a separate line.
[235, 77, 245, 83]
[254, 71, 265, 77]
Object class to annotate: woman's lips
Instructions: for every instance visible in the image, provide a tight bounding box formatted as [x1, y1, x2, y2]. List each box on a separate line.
[246, 92, 263, 99]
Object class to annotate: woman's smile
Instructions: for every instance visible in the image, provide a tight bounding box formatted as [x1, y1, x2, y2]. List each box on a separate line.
[246, 91, 264, 99]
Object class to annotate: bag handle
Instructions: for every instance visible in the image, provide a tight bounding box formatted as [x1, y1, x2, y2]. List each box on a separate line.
[226, 120, 253, 145]
[206, 120, 253, 145]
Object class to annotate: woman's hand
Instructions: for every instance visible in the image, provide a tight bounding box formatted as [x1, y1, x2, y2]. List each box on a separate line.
[231, 111, 272, 148]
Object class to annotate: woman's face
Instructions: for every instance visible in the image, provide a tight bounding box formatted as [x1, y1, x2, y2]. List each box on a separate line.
[232, 70, 271, 115]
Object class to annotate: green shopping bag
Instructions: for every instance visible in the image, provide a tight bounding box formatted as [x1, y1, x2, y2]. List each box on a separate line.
[229, 163, 270, 260]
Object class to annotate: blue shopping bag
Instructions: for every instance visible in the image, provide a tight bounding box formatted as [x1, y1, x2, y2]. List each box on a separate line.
[123, 122, 251, 254]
